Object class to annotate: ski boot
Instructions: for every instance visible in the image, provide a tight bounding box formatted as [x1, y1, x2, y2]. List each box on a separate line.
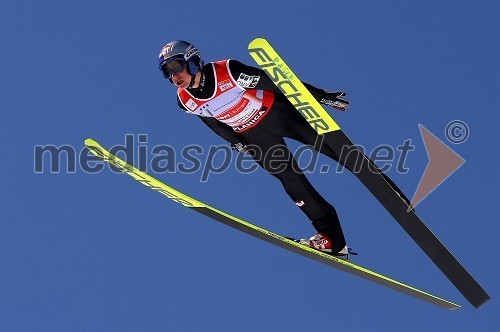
[298, 233, 357, 258]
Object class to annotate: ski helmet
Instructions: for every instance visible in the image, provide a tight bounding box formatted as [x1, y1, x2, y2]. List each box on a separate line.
[158, 40, 204, 85]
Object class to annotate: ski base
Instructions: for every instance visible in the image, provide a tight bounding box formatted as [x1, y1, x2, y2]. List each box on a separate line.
[248, 37, 489, 308]
[85, 138, 460, 310]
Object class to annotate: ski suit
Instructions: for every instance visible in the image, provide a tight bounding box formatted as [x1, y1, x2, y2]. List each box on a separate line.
[176, 59, 351, 251]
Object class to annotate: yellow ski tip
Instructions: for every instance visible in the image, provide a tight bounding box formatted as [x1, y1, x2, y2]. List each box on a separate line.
[248, 37, 270, 49]
[84, 138, 98, 147]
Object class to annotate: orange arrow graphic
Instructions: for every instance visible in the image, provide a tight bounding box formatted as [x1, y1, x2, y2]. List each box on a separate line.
[409, 124, 465, 211]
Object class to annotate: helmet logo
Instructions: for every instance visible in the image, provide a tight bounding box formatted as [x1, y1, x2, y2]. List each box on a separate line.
[159, 43, 174, 59]
[185, 46, 199, 59]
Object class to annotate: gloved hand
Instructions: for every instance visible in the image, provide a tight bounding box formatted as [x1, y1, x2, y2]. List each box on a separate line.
[231, 142, 250, 154]
[320, 90, 350, 111]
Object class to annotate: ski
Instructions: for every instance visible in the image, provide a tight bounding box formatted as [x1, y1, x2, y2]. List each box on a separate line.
[248, 37, 489, 308]
[85, 138, 460, 310]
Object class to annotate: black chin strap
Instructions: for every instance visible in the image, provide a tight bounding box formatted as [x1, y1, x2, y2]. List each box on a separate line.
[188, 74, 196, 89]
[188, 71, 205, 90]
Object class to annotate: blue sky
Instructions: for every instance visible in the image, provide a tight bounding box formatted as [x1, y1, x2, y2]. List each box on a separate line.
[2, 0, 499, 330]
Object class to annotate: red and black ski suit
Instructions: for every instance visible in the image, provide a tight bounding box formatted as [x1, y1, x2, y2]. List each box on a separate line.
[177, 59, 351, 251]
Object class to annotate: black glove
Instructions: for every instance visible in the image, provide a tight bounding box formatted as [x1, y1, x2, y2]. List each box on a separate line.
[320, 90, 349, 111]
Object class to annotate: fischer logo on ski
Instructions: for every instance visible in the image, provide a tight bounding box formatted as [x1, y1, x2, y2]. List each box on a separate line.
[248, 45, 340, 134]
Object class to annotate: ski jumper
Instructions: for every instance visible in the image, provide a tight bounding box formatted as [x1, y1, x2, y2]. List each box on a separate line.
[176, 59, 404, 252]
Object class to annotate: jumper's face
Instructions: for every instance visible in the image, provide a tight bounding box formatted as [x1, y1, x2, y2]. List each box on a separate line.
[170, 68, 191, 90]
[160, 55, 192, 89]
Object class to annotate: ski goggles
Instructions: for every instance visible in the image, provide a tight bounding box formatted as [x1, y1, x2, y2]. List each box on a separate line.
[160, 56, 187, 77]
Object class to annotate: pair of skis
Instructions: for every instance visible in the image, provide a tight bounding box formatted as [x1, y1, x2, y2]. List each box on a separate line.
[85, 38, 489, 309]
